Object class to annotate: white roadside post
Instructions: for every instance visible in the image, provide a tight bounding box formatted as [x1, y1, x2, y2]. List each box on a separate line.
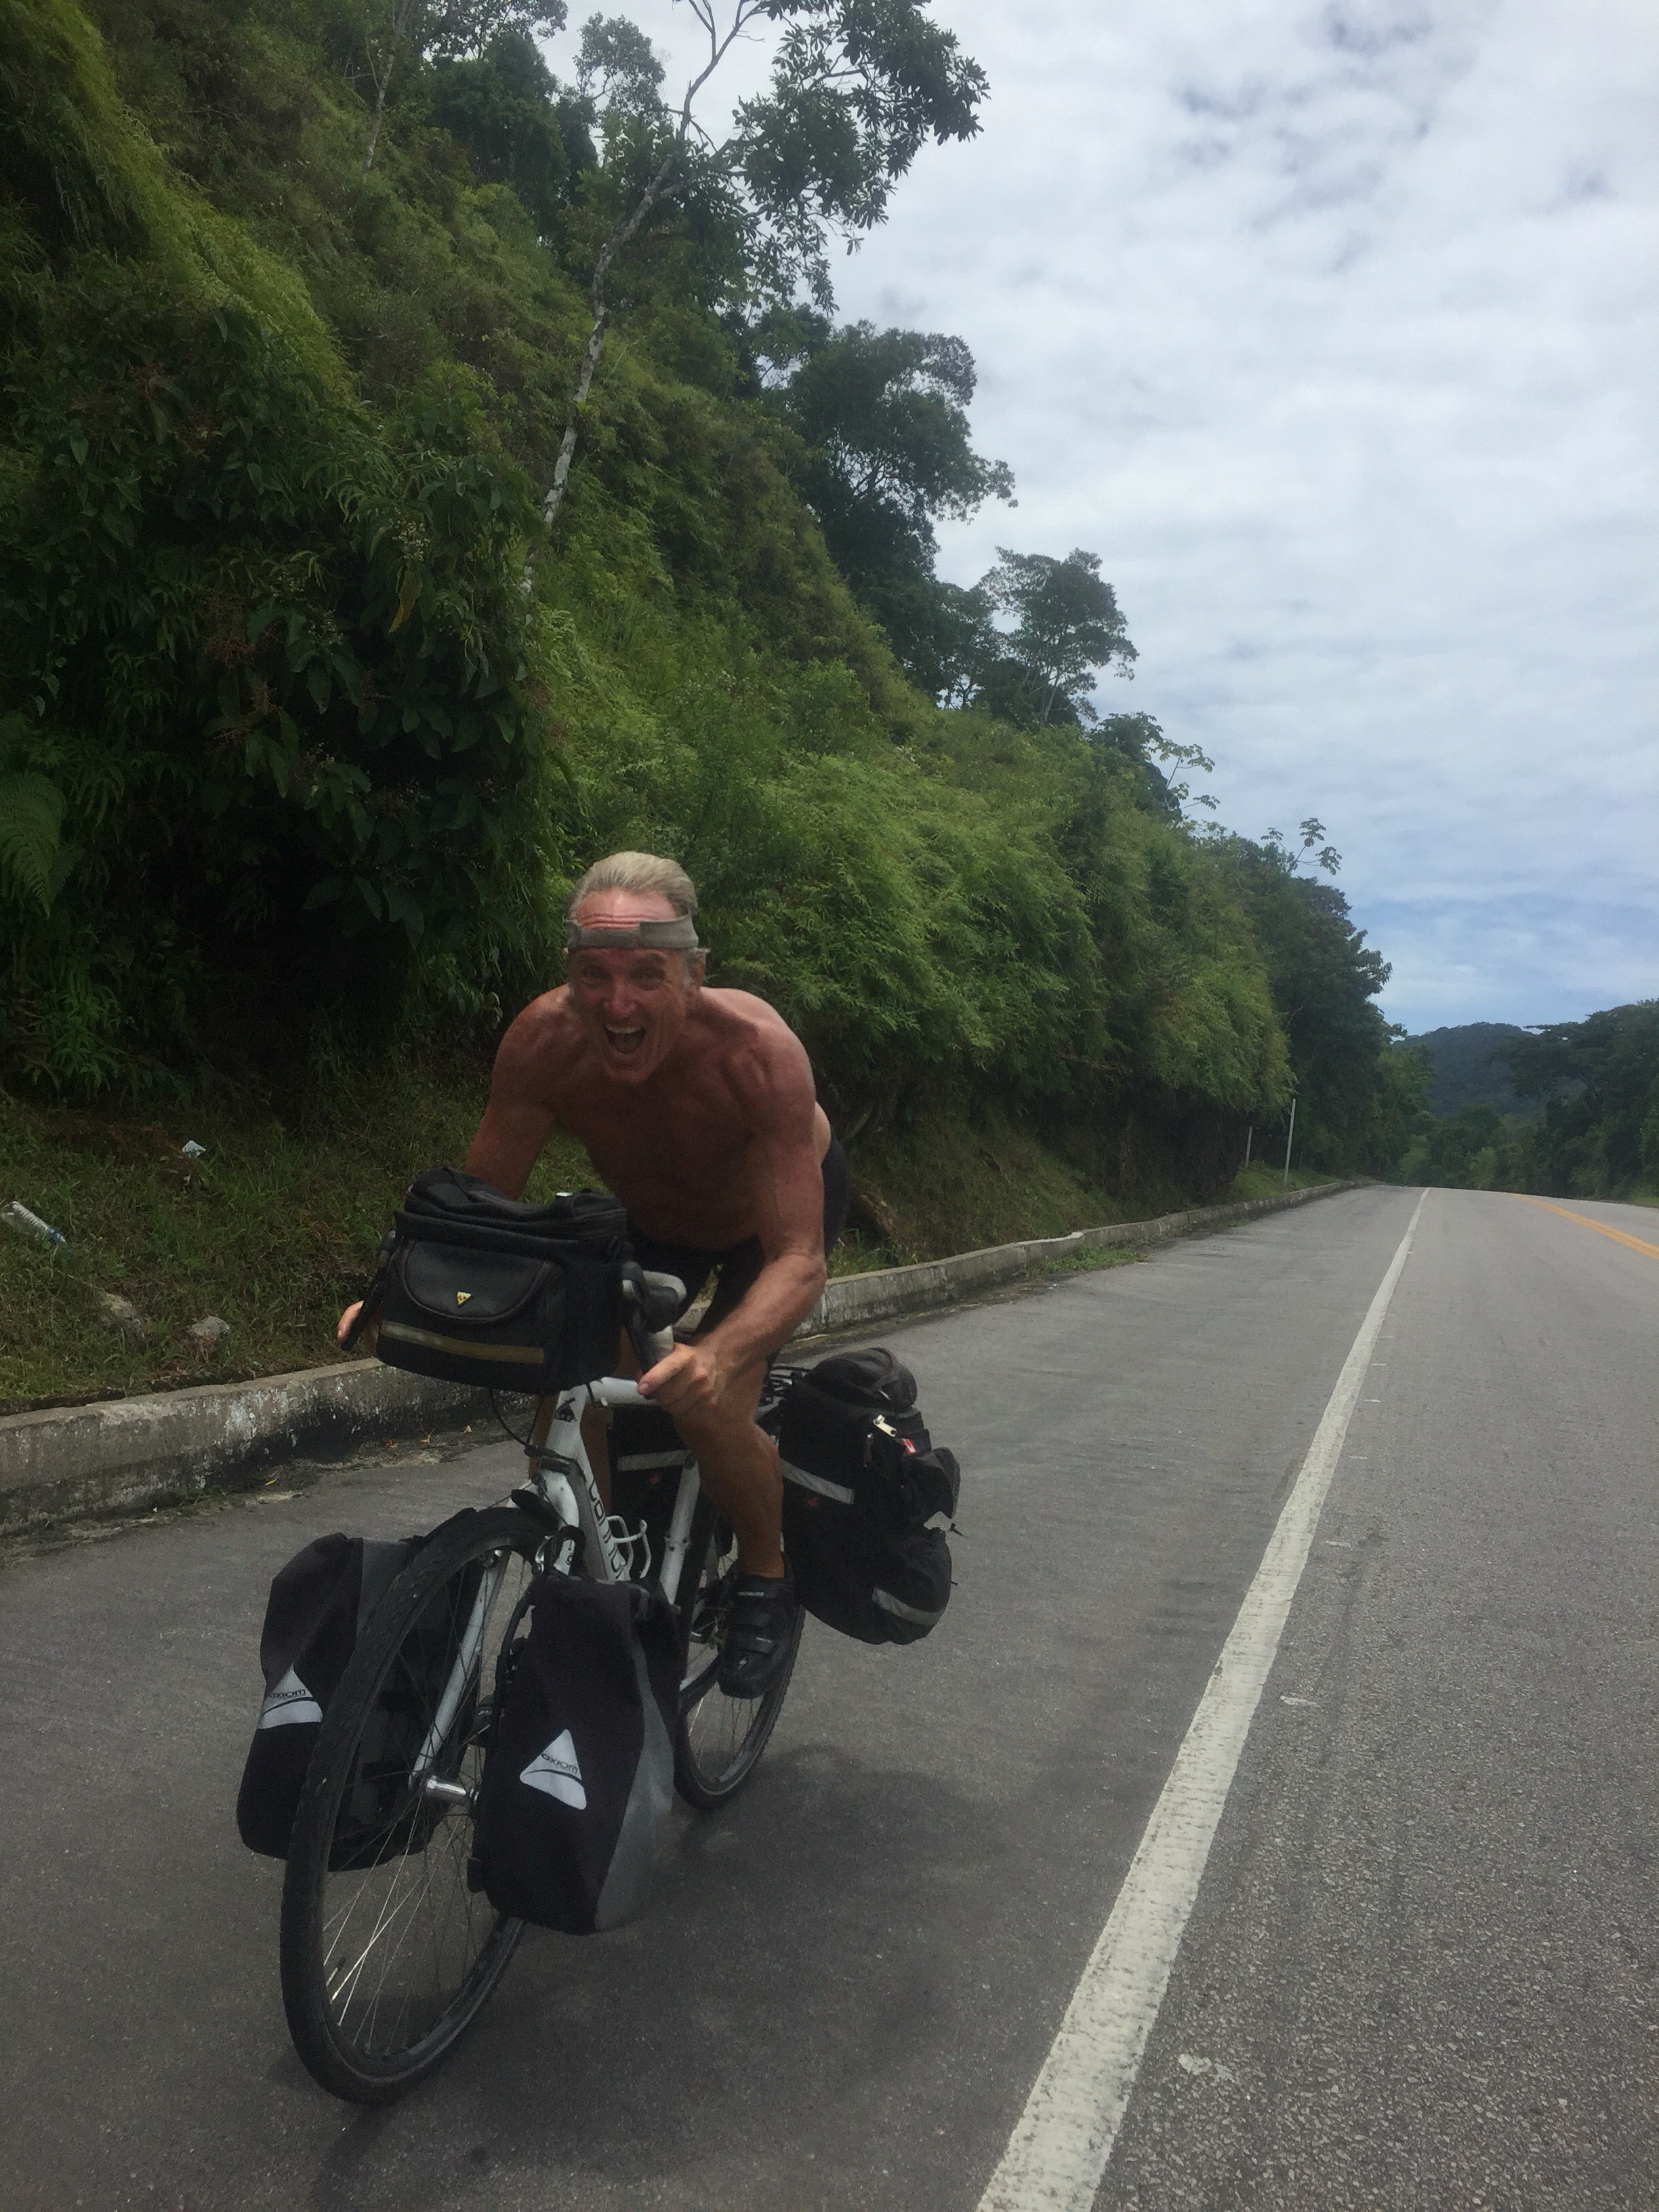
[1282, 1094, 1298, 1186]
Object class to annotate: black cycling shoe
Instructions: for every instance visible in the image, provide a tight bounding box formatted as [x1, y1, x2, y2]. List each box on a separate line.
[718, 1571, 798, 1700]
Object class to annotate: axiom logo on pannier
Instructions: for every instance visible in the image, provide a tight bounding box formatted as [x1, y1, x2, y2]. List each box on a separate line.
[519, 1729, 587, 1809]
[255, 1666, 323, 1730]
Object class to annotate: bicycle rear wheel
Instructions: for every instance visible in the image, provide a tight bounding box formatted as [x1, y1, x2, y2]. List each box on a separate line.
[279, 1507, 539, 2104]
[673, 1503, 804, 1810]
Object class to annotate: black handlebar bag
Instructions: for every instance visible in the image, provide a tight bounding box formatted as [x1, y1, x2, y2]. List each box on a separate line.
[370, 1168, 629, 1393]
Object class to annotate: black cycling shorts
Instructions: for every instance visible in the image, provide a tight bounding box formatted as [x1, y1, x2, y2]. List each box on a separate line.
[626, 1138, 851, 1334]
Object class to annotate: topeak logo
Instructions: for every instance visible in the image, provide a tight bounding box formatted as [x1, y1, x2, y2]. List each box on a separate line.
[455, 1291, 472, 1305]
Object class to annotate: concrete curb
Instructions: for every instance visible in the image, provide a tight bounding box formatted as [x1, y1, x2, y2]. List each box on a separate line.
[800, 1177, 1368, 1333]
[0, 1366, 486, 1538]
[0, 1179, 1368, 1536]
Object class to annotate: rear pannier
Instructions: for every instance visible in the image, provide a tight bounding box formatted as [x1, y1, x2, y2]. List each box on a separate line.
[367, 1167, 629, 1395]
[777, 1349, 960, 1646]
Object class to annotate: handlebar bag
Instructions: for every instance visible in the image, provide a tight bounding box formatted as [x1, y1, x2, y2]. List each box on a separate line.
[470, 1572, 680, 1933]
[777, 1351, 960, 1646]
[371, 1167, 629, 1394]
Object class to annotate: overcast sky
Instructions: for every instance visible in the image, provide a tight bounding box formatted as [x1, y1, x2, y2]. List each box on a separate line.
[557, 1, 1658, 1033]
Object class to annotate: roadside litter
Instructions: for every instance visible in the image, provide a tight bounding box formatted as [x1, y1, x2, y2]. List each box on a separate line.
[2, 1200, 67, 1250]
[96, 1292, 149, 1338]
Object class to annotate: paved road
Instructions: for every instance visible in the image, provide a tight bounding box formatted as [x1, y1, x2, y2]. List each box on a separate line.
[2, 1188, 1655, 2211]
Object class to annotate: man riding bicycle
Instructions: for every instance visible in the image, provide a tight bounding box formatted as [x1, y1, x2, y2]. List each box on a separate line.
[341, 851, 849, 1698]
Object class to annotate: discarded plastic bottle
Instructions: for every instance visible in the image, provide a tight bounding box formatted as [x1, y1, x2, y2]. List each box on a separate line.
[2, 1200, 68, 1250]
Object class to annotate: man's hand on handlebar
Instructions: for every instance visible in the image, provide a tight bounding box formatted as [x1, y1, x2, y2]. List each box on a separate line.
[337, 1299, 380, 1355]
[636, 1336, 735, 1420]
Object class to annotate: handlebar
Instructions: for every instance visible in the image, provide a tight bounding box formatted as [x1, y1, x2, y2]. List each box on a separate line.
[621, 1266, 687, 1369]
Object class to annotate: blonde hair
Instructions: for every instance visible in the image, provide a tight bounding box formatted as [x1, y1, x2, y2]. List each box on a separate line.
[565, 851, 699, 922]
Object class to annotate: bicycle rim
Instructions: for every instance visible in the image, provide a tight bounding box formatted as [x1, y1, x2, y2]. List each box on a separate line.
[279, 1509, 537, 2102]
[674, 1516, 803, 1809]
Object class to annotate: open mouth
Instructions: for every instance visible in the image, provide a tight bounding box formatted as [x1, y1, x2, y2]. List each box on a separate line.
[605, 1026, 647, 1059]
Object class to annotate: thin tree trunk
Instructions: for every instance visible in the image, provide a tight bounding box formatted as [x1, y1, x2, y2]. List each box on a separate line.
[539, 1, 760, 535]
[541, 144, 679, 529]
[362, 65, 392, 173]
[361, 0, 417, 176]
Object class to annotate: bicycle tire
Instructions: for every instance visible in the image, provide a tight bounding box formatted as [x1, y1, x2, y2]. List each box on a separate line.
[672, 1501, 804, 1811]
[279, 1507, 539, 2104]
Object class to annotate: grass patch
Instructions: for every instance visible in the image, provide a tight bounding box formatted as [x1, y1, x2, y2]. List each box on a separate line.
[845, 1105, 1123, 1265]
[1034, 1242, 1143, 1279]
[2, 1080, 1215, 1410]
[1221, 1164, 1345, 1204]
[0, 1063, 596, 1410]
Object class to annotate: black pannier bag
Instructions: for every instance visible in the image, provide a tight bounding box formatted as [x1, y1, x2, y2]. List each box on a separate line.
[236, 1533, 415, 1859]
[237, 1528, 485, 1868]
[777, 1349, 961, 1645]
[470, 1573, 680, 1934]
[369, 1167, 629, 1395]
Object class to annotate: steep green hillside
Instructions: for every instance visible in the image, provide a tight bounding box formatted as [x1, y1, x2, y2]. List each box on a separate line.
[0, 0, 1413, 1401]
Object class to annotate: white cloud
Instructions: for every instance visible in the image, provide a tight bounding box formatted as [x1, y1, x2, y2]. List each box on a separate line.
[804, 0, 1659, 1031]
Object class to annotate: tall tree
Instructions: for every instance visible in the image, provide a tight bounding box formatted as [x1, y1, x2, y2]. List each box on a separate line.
[760, 314, 1012, 691]
[973, 547, 1135, 728]
[1498, 1001, 1659, 1198]
[428, 28, 596, 234]
[1207, 828, 1397, 1170]
[356, 0, 570, 172]
[539, 0, 988, 528]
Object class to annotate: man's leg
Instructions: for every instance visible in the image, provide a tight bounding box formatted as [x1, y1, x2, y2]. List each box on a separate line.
[665, 1359, 783, 1577]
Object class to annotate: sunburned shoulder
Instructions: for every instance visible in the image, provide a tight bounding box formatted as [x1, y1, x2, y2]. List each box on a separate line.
[494, 988, 579, 1072]
[697, 985, 798, 1038]
[689, 989, 813, 1093]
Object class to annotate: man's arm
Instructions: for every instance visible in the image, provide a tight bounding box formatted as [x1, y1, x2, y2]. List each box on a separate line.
[335, 1005, 557, 1348]
[463, 1007, 560, 1198]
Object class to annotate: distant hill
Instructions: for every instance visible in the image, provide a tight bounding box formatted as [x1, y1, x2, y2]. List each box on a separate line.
[1406, 1023, 1531, 1115]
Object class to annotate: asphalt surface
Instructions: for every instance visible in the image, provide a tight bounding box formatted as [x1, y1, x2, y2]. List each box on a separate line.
[1, 1187, 1655, 2211]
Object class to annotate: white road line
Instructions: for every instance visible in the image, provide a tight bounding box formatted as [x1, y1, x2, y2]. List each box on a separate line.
[975, 1189, 1428, 2212]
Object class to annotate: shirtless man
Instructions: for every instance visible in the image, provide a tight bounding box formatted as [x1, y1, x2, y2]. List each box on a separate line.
[345, 851, 848, 1698]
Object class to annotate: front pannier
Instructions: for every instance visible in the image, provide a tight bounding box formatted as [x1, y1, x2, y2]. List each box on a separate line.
[369, 1167, 629, 1394]
[777, 1350, 960, 1646]
[236, 1533, 416, 1858]
[469, 1574, 681, 1933]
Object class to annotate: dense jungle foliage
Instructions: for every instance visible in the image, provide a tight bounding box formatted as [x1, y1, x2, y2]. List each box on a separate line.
[0, 0, 1413, 1336]
[1395, 1002, 1659, 1203]
[1403, 1022, 1528, 1117]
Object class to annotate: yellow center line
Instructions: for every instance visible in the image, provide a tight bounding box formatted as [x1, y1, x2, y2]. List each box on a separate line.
[1516, 1194, 1659, 1262]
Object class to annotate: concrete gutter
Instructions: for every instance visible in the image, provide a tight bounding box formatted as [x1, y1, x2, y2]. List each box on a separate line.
[0, 1179, 1367, 1536]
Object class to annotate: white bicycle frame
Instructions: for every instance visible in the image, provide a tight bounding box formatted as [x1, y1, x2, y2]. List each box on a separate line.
[413, 1362, 702, 1785]
[520, 1376, 703, 1607]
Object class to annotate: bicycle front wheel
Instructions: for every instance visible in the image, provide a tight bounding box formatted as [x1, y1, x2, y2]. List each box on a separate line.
[279, 1507, 539, 2104]
[674, 1504, 804, 1810]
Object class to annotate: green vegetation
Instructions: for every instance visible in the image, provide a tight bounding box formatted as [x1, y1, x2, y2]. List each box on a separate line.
[1393, 1002, 1659, 1202]
[1404, 1023, 1528, 1117]
[1223, 1163, 1344, 1204]
[1, 0, 1414, 1406]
